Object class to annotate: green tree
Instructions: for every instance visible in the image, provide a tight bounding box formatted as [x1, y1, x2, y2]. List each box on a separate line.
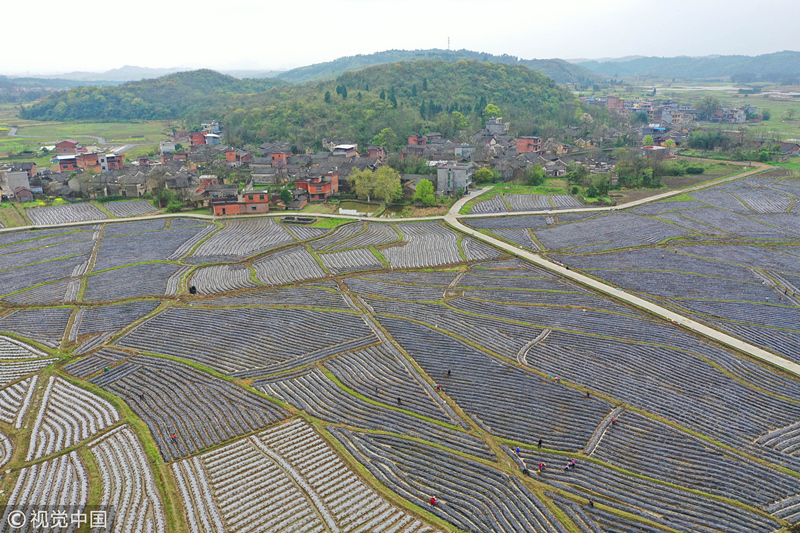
[762, 108, 772, 121]
[280, 187, 293, 204]
[341, 86, 348, 99]
[565, 162, 589, 188]
[483, 103, 502, 119]
[422, 77, 428, 91]
[351, 168, 376, 202]
[372, 166, 403, 203]
[379, 89, 386, 100]
[526, 165, 545, 186]
[474, 168, 494, 184]
[413, 179, 436, 206]
[643, 135, 654, 147]
[372, 127, 398, 150]
[664, 139, 676, 148]
[324, 91, 331, 103]
[697, 96, 722, 120]
[389, 87, 398, 108]
[411, 84, 417, 97]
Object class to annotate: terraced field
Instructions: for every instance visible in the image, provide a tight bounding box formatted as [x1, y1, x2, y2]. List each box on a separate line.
[0, 174, 799, 533]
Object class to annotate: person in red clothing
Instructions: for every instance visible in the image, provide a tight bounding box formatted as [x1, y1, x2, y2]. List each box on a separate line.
[430, 496, 437, 506]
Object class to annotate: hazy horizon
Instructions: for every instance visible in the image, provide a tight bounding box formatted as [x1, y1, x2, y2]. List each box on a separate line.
[2, 0, 799, 76]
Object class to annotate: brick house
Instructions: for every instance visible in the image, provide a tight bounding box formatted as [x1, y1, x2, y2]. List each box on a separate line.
[516, 136, 543, 154]
[407, 134, 427, 146]
[295, 170, 339, 201]
[188, 132, 207, 147]
[56, 140, 79, 155]
[57, 155, 79, 172]
[211, 190, 270, 216]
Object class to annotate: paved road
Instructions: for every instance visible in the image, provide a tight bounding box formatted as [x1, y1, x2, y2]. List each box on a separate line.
[5, 161, 798, 377]
[445, 166, 800, 378]
[7, 127, 106, 145]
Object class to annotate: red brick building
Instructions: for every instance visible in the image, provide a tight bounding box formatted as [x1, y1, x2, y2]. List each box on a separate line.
[188, 132, 207, 147]
[295, 171, 339, 201]
[516, 136, 543, 154]
[211, 190, 270, 216]
[55, 140, 79, 155]
[407, 134, 427, 146]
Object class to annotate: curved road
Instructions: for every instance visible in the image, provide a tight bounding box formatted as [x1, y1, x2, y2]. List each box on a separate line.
[5, 161, 799, 376]
[7, 127, 106, 145]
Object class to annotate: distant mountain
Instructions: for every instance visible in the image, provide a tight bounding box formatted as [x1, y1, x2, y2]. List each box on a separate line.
[219, 69, 288, 79]
[0, 75, 117, 89]
[20, 70, 288, 121]
[44, 65, 191, 82]
[275, 49, 598, 85]
[576, 51, 800, 80]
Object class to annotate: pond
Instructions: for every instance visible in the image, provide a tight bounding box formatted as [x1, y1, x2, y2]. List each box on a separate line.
[338, 201, 405, 218]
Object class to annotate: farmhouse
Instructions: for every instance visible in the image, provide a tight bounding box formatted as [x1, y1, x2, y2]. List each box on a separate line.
[295, 170, 339, 201]
[211, 190, 270, 216]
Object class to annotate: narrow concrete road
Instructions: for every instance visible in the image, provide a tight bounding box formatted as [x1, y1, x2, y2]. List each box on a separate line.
[444, 211, 800, 378]
[6, 127, 106, 145]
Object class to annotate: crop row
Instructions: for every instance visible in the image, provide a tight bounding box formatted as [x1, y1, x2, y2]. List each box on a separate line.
[379, 317, 612, 450]
[104, 200, 158, 218]
[27, 376, 120, 461]
[102, 218, 166, 237]
[332, 429, 565, 533]
[93, 224, 213, 271]
[191, 218, 295, 261]
[344, 278, 446, 301]
[382, 223, 462, 268]
[65, 348, 129, 379]
[328, 223, 399, 251]
[255, 367, 494, 458]
[516, 447, 778, 533]
[594, 411, 800, 508]
[0, 375, 37, 427]
[533, 212, 688, 252]
[27, 203, 107, 225]
[90, 425, 167, 533]
[174, 419, 439, 533]
[70, 300, 160, 341]
[320, 248, 383, 274]
[0, 307, 72, 348]
[84, 262, 184, 302]
[92, 354, 287, 461]
[309, 222, 365, 250]
[253, 246, 325, 286]
[117, 306, 374, 374]
[462, 237, 505, 261]
[325, 344, 464, 426]
[1, 451, 88, 524]
[0, 238, 94, 272]
[202, 282, 348, 309]
[0, 254, 88, 297]
[191, 264, 258, 294]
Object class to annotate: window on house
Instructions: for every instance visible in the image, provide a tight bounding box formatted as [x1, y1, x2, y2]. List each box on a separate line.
[252, 206, 257, 211]
[248, 195, 253, 200]
[259, 194, 265, 199]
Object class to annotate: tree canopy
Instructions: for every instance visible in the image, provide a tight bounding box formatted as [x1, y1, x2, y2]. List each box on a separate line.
[413, 179, 436, 206]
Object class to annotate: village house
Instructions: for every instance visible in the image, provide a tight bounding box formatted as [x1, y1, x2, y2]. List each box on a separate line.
[331, 144, 358, 158]
[211, 190, 270, 216]
[55, 139, 80, 155]
[188, 132, 207, 147]
[485, 117, 510, 135]
[516, 136, 543, 154]
[436, 162, 473, 195]
[295, 170, 339, 201]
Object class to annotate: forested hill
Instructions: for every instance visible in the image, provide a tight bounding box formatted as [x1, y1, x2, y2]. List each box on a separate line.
[214, 60, 595, 149]
[576, 51, 800, 81]
[275, 49, 598, 85]
[19, 70, 288, 121]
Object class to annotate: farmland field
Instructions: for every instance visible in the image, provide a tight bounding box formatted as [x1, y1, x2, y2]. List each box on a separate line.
[1, 172, 800, 533]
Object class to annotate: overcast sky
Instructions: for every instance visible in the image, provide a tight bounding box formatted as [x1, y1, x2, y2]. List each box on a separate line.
[3, 0, 798, 75]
